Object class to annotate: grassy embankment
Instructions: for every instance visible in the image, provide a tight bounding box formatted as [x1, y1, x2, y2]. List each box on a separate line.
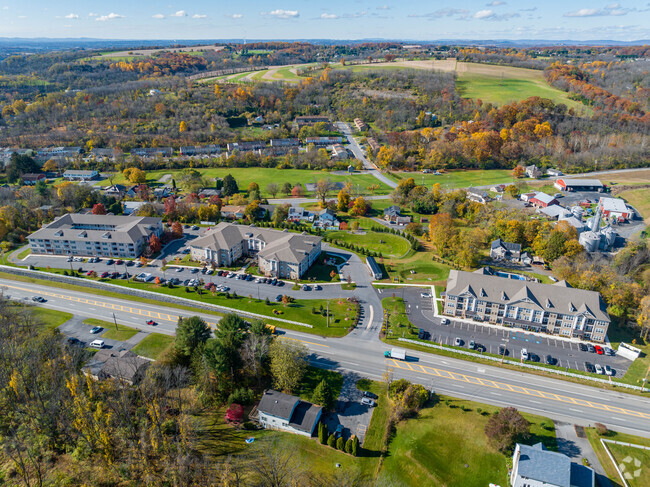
[83, 318, 139, 341]
[31, 308, 73, 332]
[132, 334, 175, 360]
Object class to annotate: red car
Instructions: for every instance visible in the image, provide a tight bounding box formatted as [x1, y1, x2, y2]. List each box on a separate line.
[146, 320, 157, 326]
[100, 272, 109, 278]
[594, 345, 604, 355]
[115, 260, 123, 265]
[86, 270, 94, 276]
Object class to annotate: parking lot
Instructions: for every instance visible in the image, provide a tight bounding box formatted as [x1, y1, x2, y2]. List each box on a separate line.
[400, 287, 631, 377]
[321, 373, 375, 445]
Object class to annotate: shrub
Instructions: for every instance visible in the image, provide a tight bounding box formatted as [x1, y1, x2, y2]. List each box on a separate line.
[327, 433, 336, 448]
[227, 387, 256, 406]
[336, 436, 344, 451]
[595, 423, 608, 436]
[345, 438, 353, 454]
[318, 422, 328, 444]
[485, 407, 530, 454]
[351, 435, 359, 456]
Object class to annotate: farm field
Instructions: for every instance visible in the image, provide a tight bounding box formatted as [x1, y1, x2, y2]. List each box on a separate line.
[93, 45, 223, 59]
[389, 168, 514, 189]
[619, 188, 650, 222]
[107, 167, 394, 197]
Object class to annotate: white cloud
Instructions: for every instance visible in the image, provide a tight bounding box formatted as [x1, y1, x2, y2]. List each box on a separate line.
[564, 4, 632, 17]
[2, 6, 8, 10]
[88, 12, 97, 17]
[473, 9, 494, 19]
[152, 13, 165, 19]
[487, 0, 506, 5]
[410, 8, 470, 19]
[18, 15, 26, 18]
[192, 14, 207, 18]
[95, 13, 125, 21]
[376, 5, 390, 9]
[170, 10, 187, 17]
[264, 9, 299, 18]
[229, 13, 243, 18]
[321, 13, 339, 19]
[64, 13, 78, 19]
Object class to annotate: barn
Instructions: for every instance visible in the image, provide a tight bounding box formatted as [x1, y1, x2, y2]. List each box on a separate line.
[554, 178, 606, 193]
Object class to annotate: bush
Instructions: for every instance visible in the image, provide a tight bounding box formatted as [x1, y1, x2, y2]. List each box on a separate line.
[318, 422, 328, 444]
[485, 407, 530, 454]
[242, 421, 256, 430]
[351, 435, 359, 456]
[345, 438, 353, 454]
[595, 423, 608, 436]
[336, 436, 344, 451]
[327, 433, 336, 448]
[227, 387, 256, 406]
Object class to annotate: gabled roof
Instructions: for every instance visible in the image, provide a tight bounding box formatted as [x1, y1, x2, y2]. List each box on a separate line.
[491, 238, 521, 252]
[531, 192, 557, 205]
[446, 270, 609, 322]
[515, 443, 572, 487]
[258, 389, 298, 420]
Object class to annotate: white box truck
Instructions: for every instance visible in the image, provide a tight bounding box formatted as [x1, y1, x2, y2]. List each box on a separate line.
[384, 348, 406, 360]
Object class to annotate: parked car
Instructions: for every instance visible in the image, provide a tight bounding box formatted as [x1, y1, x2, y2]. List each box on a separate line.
[605, 347, 616, 356]
[314, 284, 322, 291]
[498, 345, 509, 356]
[604, 365, 613, 376]
[594, 345, 604, 355]
[418, 329, 430, 340]
[468, 340, 476, 350]
[106, 259, 114, 265]
[302, 285, 310, 291]
[206, 269, 213, 275]
[115, 260, 123, 265]
[545, 355, 556, 365]
[585, 362, 595, 373]
[191, 225, 199, 230]
[588, 344, 596, 353]
[275, 294, 283, 302]
[191, 268, 199, 274]
[100, 272, 109, 278]
[86, 270, 94, 276]
[441, 318, 450, 325]
[334, 424, 344, 438]
[594, 364, 603, 374]
[578, 343, 588, 352]
[521, 348, 529, 361]
[361, 397, 376, 407]
[201, 267, 207, 274]
[67, 256, 73, 262]
[362, 390, 378, 399]
[454, 337, 462, 347]
[66, 337, 83, 346]
[90, 326, 103, 334]
[420, 292, 432, 298]
[89, 339, 105, 349]
[277, 280, 285, 287]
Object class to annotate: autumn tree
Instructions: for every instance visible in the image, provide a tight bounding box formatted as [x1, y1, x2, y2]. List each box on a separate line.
[315, 179, 333, 206]
[637, 296, 650, 340]
[485, 407, 530, 454]
[171, 221, 183, 238]
[428, 213, 457, 258]
[247, 182, 260, 194]
[337, 189, 350, 212]
[291, 185, 304, 198]
[266, 183, 279, 198]
[149, 234, 162, 254]
[349, 197, 369, 216]
[281, 182, 293, 196]
[92, 203, 107, 215]
[269, 339, 308, 394]
[512, 166, 525, 179]
[179, 120, 188, 132]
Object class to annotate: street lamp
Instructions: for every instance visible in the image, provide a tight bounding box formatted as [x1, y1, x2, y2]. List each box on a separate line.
[500, 337, 510, 364]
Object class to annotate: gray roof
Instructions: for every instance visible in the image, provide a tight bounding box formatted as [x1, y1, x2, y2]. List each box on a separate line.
[192, 222, 321, 265]
[531, 192, 557, 205]
[289, 401, 322, 433]
[63, 170, 98, 176]
[446, 269, 610, 322]
[28, 213, 161, 245]
[560, 178, 604, 187]
[258, 389, 299, 420]
[491, 238, 521, 252]
[85, 349, 150, 383]
[540, 205, 571, 219]
[516, 443, 571, 487]
[384, 205, 401, 216]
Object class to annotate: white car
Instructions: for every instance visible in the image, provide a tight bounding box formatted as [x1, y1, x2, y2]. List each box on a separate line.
[521, 348, 529, 361]
[361, 397, 376, 407]
[176, 267, 184, 273]
[594, 364, 603, 374]
[228, 272, 236, 278]
[604, 365, 613, 376]
[420, 293, 432, 298]
[440, 318, 449, 325]
[89, 339, 105, 349]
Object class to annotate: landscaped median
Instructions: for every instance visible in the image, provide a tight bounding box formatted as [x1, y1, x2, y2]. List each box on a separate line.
[0, 266, 358, 337]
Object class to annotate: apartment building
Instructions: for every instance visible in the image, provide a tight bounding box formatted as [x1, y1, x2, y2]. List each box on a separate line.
[190, 222, 322, 280]
[443, 268, 610, 342]
[28, 213, 163, 258]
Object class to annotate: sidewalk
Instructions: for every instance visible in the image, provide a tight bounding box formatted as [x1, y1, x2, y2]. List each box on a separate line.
[554, 421, 612, 487]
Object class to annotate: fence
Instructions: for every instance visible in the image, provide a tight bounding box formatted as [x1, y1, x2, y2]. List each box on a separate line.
[397, 337, 644, 391]
[0, 265, 313, 328]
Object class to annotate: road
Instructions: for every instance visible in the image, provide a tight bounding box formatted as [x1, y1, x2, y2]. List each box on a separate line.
[4, 277, 650, 438]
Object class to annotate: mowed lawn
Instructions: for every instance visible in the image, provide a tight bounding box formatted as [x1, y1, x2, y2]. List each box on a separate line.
[620, 188, 650, 222]
[131, 333, 174, 360]
[381, 396, 556, 487]
[31, 308, 73, 332]
[326, 229, 411, 258]
[107, 167, 393, 198]
[390, 169, 514, 189]
[606, 443, 650, 487]
[379, 250, 452, 284]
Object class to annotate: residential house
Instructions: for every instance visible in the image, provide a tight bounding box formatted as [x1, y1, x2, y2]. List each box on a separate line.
[287, 206, 314, 223]
[130, 147, 173, 158]
[520, 251, 533, 265]
[226, 141, 266, 153]
[256, 389, 322, 437]
[63, 169, 99, 181]
[179, 145, 221, 156]
[554, 178, 606, 193]
[90, 148, 118, 161]
[466, 188, 489, 204]
[85, 349, 150, 385]
[520, 192, 537, 203]
[305, 136, 343, 146]
[367, 138, 380, 153]
[597, 197, 633, 221]
[219, 205, 247, 220]
[313, 208, 340, 230]
[529, 193, 558, 208]
[331, 144, 349, 160]
[294, 115, 331, 130]
[383, 206, 412, 225]
[103, 184, 127, 199]
[525, 164, 542, 178]
[353, 118, 368, 131]
[490, 238, 522, 262]
[189, 222, 322, 279]
[122, 201, 147, 215]
[269, 138, 300, 147]
[198, 188, 222, 199]
[547, 168, 563, 177]
[21, 173, 46, 185]
[442, 268, 610, 342]
[28, 213, 163, 258]
[511, 443, 595, 487]
[490, 184, 507, 193]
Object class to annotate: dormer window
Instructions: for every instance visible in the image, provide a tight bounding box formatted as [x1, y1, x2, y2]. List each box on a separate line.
[54, 230, 63, 237]
[78, 231, 87, 238]
[501, 292, 508, 301]
[545, 298, 553, 309]
[101, 232, 111, 239]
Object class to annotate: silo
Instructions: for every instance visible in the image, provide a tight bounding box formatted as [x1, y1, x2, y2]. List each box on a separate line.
[579, 231, 600, 252]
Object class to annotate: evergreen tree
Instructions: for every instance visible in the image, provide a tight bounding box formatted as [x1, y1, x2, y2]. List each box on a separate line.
[318, 422, 327, 444]
[222, 174, 239, 196]
[336, 436, 344, 451]
[345, 438, 353, 454]
[327, 433, 336, 448]
[311, 379, 335, 411]
[351, 436, 359, 456]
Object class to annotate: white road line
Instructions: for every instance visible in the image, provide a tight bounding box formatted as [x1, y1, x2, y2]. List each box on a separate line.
[366, 305, 374, 330]
[491, 392, 502, 396]
[611, 417, 627, 422]
[529, 400, 541, 404]
[569, 408, 583, 413]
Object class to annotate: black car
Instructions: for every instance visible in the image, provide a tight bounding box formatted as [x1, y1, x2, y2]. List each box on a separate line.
[585, 362, 595, 373]
[545, 355, 556, 365]
[275, 294, 283, 302]
[362, 390, 378, 400]
[271, 278, 278, 285]
[106, 259, 114, 265]
[475, 343, 486, 353]
[498, 345, 509, 356]
[277, 280, 285, 287]
[31, 296, 46, 302]
[529, 353, 540, 363]
[578, 343, 588, 352]
[417, 329, 430, 340]
[66, 337, 83, 346]
[314, 284, 322, 291]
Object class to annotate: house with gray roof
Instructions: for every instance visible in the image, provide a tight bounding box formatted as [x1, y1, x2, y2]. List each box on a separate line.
[511, 443, 594, 487]
[190, 222, 321, 280]
[256, 389, 322, 437]
[443, 268, 610, 342]
[84, 349, 151, 385]
[28, 213, 163, 258]
[490, 238, 522, 262]
[383, 206, 411, 225]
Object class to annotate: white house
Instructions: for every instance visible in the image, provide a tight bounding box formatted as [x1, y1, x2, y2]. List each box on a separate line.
[256, 390, 322, 437]
[511, 443, 594, 487]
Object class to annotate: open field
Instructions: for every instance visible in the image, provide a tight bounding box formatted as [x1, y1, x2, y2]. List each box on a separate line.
[586, 427, 650, 487]
[93, 45, 223, 59]
[326, 229, 411, 258]
[379, 251, 451, 284]
[31, 307, 73, 332]
[131, 333, 174, 360]
[620, 188, 650, 222]
[389, 168, 514, 189]
[84, 318, 139, 341]
[106, 167, 393, 197]
[607, 443, 650, 487]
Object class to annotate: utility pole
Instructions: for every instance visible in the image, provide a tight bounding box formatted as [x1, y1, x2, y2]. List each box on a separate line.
[327, 300, 330, 328]
[112, 312, 119, 331]
[642, 366, 650, 393]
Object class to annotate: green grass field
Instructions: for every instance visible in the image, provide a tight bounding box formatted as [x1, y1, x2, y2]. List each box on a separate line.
[389, 169, 514, 190]
[31, 308, 73, 332]
[107, 167, 393, 198]
[326, 229, 411, 258]
[131, 333, 174, 360]
[297, 367, 344, 404]
[620, 188, 650, 223]
[379, 251, 452, 284]
[84, 318, 139, 341]
[586, 427, 650, 487]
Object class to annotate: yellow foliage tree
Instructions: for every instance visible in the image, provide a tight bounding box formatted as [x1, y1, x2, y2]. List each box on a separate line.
[179, 120, 188, 132]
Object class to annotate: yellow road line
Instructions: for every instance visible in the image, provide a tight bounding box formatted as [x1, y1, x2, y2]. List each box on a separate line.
[284, 336, 329, 348]
[387, 359, 650, 420]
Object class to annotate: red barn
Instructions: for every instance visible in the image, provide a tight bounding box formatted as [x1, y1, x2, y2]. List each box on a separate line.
[529, 192, 558, 208]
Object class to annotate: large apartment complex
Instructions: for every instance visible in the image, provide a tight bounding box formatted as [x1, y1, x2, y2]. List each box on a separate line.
[190, 222, 321, 280]
[443, 268, 610, 342]
[28, 213, 163, 258]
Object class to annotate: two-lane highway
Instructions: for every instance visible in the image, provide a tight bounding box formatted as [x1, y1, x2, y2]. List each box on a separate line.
[3, 277, 650, 438]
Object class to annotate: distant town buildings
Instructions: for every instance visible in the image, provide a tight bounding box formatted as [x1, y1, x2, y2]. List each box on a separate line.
[63, 169, 99, 181]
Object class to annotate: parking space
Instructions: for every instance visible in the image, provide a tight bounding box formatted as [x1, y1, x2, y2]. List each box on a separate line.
[57, 316, 130, 350]
[401, 287, 631, 377]
[322, 373, 375, 445]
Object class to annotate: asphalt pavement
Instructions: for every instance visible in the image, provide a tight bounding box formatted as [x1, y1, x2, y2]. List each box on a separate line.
[5, 277, 650, 438]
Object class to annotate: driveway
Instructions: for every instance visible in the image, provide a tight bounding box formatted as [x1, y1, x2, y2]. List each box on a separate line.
[58, 316, 132, 350]
[554, 422, 612, 487]
[322, 372, 375, 445]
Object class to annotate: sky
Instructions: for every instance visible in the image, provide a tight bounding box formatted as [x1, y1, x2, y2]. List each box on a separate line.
[0, 0, 649, 41]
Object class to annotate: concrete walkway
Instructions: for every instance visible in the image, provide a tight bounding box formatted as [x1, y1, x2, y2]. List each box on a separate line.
[554, 421, 613, 487]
